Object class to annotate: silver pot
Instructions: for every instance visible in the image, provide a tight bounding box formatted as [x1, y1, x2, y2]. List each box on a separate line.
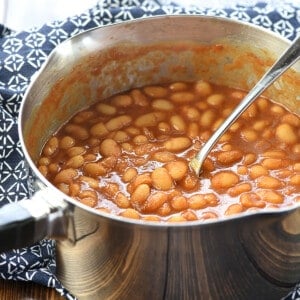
[1, 15, 300, 299]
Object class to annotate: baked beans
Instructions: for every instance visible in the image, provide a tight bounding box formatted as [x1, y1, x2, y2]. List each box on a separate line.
[37, 80, 300, 222]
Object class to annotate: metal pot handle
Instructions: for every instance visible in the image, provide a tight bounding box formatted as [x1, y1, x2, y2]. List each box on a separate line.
[0, 187, 72, 252]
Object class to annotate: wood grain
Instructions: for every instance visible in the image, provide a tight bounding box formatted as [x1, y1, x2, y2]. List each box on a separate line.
[0, 279, 64, 300]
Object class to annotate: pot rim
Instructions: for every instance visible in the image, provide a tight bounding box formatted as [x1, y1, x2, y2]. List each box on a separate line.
[18, 14, 300, 228]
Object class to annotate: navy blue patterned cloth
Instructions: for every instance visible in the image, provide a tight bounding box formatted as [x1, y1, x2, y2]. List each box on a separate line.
[0, 1, 300, 299]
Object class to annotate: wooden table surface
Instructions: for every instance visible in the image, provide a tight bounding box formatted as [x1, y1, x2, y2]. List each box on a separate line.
[0, 279, 64, 300]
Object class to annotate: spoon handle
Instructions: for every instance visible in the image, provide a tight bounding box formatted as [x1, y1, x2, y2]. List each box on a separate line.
[190, 35, 300, 176]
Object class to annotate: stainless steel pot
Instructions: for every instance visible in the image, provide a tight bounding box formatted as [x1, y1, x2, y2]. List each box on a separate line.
[1, 15, 300, 299]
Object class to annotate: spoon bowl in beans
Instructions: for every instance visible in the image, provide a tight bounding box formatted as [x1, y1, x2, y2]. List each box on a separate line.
[190, 34, 300, 176]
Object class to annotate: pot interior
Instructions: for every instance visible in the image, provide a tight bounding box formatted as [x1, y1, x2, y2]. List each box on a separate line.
[21, 16, 300, 162]
[19, 16, 300, 223]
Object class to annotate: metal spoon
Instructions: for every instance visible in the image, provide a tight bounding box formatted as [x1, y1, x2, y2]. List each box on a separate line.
[190, 35, 300, 176]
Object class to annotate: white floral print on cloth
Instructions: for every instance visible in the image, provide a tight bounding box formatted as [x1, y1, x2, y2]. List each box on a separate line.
[0, 1, 299, 299]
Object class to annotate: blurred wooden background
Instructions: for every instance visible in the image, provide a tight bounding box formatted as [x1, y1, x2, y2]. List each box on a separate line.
[0, 279, 64, 299]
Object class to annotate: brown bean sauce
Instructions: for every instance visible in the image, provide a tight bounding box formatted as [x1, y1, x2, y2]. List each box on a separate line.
[37, 80, 300, 222]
